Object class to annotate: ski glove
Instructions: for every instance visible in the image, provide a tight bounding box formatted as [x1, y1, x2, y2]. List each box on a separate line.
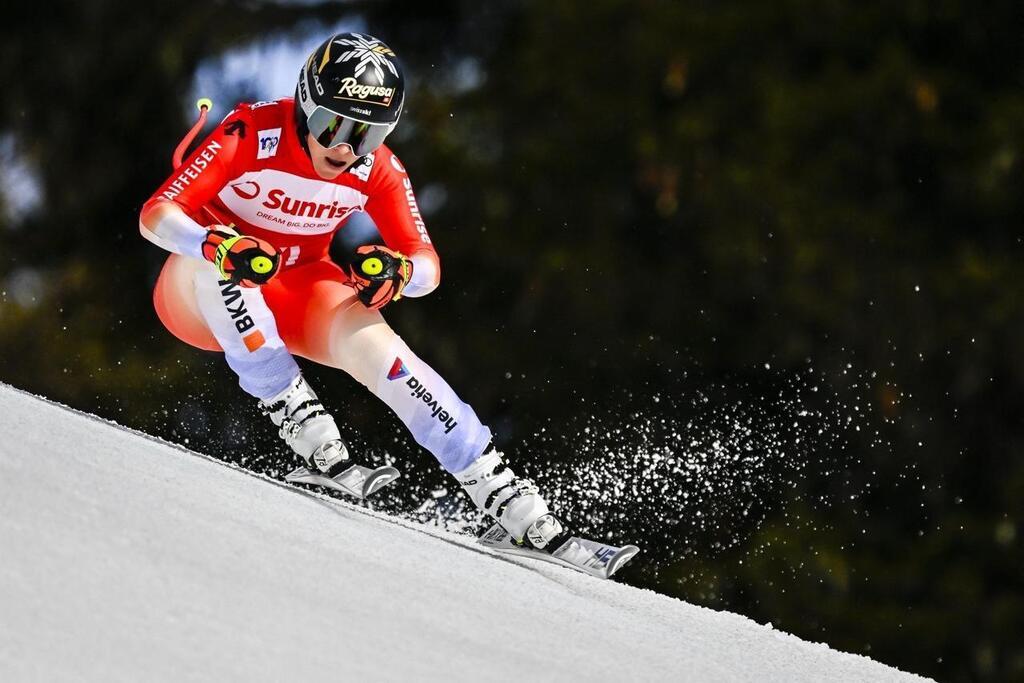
[346, 245, 412, 310]
[202, 227, 281, 287]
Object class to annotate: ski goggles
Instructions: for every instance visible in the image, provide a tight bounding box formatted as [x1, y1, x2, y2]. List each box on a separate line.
[306, 106, 393, 156]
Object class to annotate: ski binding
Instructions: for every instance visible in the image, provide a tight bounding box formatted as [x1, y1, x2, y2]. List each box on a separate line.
[285, 463, 400, 500]
[477, 523, 640, 580]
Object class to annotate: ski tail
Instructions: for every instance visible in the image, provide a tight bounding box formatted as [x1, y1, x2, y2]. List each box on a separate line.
[285, 464, 400, 499]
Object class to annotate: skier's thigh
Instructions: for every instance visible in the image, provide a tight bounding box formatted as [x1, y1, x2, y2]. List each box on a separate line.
[153, 254, 221, 352]
[262, 260, 397, 381]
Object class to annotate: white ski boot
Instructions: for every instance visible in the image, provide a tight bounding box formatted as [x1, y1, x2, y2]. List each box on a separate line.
[260, 374, 350, 477]
[457, 447, 569, 551]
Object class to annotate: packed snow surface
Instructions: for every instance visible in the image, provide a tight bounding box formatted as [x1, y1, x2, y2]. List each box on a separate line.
[0, 384, 928, 682]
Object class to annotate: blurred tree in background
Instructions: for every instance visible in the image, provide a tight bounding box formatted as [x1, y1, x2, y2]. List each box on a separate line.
[2, 1, 1023, 680]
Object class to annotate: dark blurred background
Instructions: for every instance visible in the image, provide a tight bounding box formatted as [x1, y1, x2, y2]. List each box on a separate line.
[2, 1, 1023, 680]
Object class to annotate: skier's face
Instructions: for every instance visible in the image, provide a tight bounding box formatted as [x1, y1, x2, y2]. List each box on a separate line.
[307, 133, 359, 180]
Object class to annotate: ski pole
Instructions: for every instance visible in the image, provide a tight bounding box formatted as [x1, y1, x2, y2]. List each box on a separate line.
[169, 98, 231, 226]
[172, 98, 213, 170]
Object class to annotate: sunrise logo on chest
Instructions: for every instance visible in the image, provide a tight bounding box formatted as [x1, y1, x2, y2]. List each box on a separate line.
[217, 169, 366, 235]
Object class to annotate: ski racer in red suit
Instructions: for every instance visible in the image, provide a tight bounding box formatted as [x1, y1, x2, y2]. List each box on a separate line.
[140, 33, 567, 551]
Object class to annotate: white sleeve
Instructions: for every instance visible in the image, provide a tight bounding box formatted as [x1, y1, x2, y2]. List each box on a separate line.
[139, 209, 208, 260]
[403, 253, 439, 298]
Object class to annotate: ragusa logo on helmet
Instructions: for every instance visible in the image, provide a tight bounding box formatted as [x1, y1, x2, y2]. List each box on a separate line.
[336, 77, 394, 105]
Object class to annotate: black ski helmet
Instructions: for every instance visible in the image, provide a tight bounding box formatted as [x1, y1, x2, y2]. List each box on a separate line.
[294, 32, 405, 157]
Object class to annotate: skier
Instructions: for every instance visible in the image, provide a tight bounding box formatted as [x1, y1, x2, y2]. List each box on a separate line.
[140, 33, 567, 551]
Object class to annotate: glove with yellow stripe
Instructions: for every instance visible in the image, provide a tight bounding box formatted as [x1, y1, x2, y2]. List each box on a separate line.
[201, 227, 281, 287]
[346, 244, 412, 310]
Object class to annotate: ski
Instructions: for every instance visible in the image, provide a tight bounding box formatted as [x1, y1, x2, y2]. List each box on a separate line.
[284, 463, 400, 500]
[477, 523, 640, 580]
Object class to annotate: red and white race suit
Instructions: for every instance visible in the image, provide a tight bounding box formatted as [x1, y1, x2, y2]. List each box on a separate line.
[142, 97, 438, 286]
[138, 98, 500, 477]
[141, 98, 441, 370]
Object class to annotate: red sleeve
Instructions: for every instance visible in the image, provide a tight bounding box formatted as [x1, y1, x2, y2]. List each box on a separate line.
[364, 147, 439, 264]
[141, 106, 253, 222]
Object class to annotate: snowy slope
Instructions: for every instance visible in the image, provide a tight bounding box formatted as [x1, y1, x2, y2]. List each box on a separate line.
[0, 383, 929, 682]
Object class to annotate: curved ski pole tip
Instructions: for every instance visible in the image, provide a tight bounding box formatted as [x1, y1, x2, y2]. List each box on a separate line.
[173, 98, 213, 169]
